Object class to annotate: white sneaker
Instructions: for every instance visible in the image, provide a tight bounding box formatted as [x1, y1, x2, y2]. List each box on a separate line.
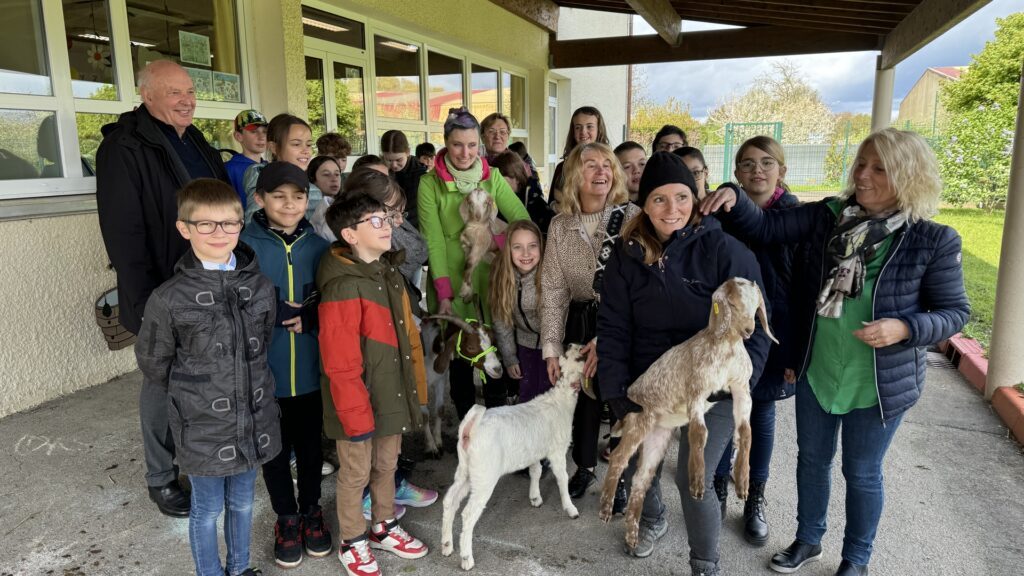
[338, 537, 381, 576]
[322, 460, 336, 476]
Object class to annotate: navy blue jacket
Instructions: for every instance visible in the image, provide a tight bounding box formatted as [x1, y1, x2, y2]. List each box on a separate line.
[719, 189, 970, 422]
[240, 214, 330, 398]
[597, 217, 772, 403]
[721, 190, 802, 401]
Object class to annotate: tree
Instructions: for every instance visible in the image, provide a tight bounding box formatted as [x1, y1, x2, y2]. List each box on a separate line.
[706, 61, 835, 144]
[823, 112, 872, 185]
[628, 67, 704, 148]
[937, 13, 1023, 208]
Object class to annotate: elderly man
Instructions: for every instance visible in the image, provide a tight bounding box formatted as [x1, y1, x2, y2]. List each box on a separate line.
[96, 60, 229, 517]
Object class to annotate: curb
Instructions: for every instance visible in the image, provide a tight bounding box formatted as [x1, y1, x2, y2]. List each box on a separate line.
[942, 334, 1023, 444]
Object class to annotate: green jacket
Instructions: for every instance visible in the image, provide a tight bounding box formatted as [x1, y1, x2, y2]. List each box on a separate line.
[417, 150, 529, 321]
[316, 246, 426, 441]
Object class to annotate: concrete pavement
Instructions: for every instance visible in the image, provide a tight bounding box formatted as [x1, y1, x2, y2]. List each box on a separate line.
[1, 353, 1022, 575]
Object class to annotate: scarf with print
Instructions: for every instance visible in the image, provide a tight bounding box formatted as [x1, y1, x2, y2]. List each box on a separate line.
[816, 199, 907, 318]
[443, 153, 484, 194]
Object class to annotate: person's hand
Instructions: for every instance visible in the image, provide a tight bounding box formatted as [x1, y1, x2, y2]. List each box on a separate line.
[508, 364, 522, 379]
[438, 298, 453, 316]
[582, 338, 598, 379]
[700, 186, 737, 215]
[854, 318, 910, 348]
[282, 301, 303, 333]
[546, 356, 561, 385]
[783, 368, 797, 384]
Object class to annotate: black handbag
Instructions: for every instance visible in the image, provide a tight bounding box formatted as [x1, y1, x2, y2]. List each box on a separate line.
[563, 299, 598, 346]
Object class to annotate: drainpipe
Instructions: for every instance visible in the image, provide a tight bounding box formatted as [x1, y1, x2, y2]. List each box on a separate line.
[985, 61, 1024, 399]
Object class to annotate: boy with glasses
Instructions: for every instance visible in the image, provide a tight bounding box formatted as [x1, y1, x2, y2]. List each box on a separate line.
[135, 178, 280, 576]
[319, 193, 430, 576]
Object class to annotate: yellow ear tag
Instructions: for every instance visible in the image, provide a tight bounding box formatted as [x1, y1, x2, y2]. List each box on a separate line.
[713, 302, 719, 315]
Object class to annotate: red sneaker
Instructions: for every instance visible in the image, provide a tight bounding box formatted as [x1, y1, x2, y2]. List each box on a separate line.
[338, 536, 380, 576]
[369, 519, 428, 559]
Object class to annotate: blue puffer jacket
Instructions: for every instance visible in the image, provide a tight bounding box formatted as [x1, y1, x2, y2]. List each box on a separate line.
[721, 190, 802, 402]
[241, 215, 330, 398]
[597, 217, 772, 402]
[718, 188, 970, 422]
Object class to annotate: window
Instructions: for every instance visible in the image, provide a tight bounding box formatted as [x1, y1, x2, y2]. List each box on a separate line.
[302, 6, 364, 49]
[63, 0, 118, 100]
[0, 110, 60, 180]
[0, 0, 52, 96]
[126, 0, 243, 102]
[501, 72, 525, 129]
[470, 64, 497, 120]
[374, 35, 420, 121]
[428, 51, 462, 124]
[75, 112, 118, 174]
[333, 61, 367, 155]
[306, 56, 327, 140]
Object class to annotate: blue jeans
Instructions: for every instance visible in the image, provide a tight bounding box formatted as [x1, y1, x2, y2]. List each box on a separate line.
[189, 469, 259, 576]
[714, 397, 776, 483]
[794, 380, 903, 566]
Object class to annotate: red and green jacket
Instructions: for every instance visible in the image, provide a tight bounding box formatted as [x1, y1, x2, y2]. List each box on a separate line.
[317, 246, 426, 441]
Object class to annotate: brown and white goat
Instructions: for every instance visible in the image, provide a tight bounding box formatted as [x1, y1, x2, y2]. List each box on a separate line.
[426, 314, 504, 381]
[458, 188, 502, 302]
[597, 277, 777, 552]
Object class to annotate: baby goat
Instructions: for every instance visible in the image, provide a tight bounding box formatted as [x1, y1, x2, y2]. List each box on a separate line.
[458, 187, 501, 302]
[598, 278, 777, 552]
[427, 314, 503, 381]
[441, 344, 586, 571]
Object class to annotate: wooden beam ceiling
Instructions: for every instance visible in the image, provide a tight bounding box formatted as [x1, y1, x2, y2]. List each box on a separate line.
[881, 0, 989, 68]
[625, 0, 681, 45]
[487, 0, 560, 34]
[551, 26, 881, 68]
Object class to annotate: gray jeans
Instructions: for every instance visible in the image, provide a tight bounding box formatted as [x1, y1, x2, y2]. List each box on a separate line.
[675, 399, 735, 568]
[140, 377, 177, 487]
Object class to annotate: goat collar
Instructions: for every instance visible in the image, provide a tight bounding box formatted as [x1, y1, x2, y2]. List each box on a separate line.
[456, 319, 497, 381]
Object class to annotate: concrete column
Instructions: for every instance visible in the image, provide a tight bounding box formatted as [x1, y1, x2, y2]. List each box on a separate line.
[985, 61, 1024, 399]
[250, 0, 306, 117]
[871, 55, 895, 132]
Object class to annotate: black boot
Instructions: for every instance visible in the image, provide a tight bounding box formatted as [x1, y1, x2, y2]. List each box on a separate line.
[713, 475, 729, 520]
[612, 477, 627, 515]
[835, 560, 869, 575]
[770, 540, 822, 574]
[148, 479, 190, 517]
[743, 480, 769, 546]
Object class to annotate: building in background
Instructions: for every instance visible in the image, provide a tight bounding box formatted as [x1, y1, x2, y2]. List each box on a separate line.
[896, 66, 964, 134]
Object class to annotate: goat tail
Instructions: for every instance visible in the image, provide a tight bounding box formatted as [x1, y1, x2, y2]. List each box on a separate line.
[457, 404, 487, 459]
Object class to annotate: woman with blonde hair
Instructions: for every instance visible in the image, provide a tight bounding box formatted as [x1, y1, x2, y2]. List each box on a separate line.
[702, 128, 969, 576]
[540, 142, 639, 501]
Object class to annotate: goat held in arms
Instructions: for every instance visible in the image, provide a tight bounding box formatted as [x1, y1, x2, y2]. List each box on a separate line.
[598, 277, 777, 552]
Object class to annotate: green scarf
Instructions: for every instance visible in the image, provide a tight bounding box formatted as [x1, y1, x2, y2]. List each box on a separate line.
[444, 153, 483, 194]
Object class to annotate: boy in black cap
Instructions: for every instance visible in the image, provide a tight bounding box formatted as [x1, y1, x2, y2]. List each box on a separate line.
[240, 161, 333, 568]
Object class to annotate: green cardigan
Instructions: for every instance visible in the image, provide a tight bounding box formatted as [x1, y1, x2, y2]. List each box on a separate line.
[417, 155, 529, 321]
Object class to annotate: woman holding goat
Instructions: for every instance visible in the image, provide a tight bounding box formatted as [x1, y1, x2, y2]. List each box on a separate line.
[701, 128, 970, 576]
[597, 151, 771, 573]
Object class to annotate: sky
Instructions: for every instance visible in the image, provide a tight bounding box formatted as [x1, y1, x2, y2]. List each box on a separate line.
[634, 0, 1022, 120]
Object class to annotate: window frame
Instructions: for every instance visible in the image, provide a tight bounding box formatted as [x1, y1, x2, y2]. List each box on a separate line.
[0, 0, 256, 218]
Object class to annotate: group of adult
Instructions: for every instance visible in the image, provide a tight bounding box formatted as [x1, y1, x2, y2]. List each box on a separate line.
[96, 59, 969, 576]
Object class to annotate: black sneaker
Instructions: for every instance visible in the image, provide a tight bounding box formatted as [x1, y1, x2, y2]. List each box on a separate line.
[236, 569, 263, 576]
[301, 506, 333, 558]
[835, 560, 869, 576]
[769, 540, 823, 574]
[612, 478, 627, 515]
[568, 468, 596, 499]
[273, 515, 303, 568]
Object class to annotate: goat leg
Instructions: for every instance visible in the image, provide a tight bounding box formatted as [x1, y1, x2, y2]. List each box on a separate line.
[528, 461, 544, 507]
[548, 451, 579, 519]
[731, 384, 754, 500]
[623, 425, 673, 552]
[459, 484, 498, 571]
[441, 466, 471, 557]
[687, 409, 709, 500]
[599, 412, 652, 522]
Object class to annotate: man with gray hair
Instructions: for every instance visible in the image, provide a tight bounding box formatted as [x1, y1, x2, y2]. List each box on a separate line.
[96, 59, 229, 517]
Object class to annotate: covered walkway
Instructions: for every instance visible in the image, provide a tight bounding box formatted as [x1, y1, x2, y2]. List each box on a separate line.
[2, 353, 1021, 575]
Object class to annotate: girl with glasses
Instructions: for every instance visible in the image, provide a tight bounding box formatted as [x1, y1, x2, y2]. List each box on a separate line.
[673, 146, 711, 201]
[651, 124, 688, 153]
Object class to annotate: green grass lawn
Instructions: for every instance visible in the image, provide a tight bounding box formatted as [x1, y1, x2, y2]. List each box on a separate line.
[933, 208, 1003, 352]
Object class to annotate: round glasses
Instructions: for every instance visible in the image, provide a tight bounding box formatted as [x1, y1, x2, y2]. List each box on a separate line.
[352, 214, 394, 230]
[486, 129, 510, 138]
[184, 220, 243, 234]
[737, 158, 779, 173]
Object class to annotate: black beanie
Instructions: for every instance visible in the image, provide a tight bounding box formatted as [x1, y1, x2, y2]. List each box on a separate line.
[637, 151, 698, 206]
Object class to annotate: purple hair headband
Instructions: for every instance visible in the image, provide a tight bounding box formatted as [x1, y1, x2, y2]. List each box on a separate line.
[444, 106, 480, 138]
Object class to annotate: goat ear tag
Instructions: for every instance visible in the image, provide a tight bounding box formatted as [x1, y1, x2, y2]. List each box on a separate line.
[713, 302, 719, 315]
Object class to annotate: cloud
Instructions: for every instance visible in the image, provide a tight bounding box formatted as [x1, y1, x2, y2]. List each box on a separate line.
[636, 0, 1021, 120]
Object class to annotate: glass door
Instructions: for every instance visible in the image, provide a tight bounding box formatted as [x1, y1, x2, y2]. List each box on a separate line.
[304, 49, 368, 155]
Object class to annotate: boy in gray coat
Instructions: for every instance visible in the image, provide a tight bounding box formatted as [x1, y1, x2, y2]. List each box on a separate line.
[136, 178, 280, 576]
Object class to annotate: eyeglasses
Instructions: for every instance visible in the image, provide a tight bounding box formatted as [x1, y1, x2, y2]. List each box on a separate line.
[736, 158, 779, 173]
[691, 167, 709, 178]
[655, 141, 684, 152]
[485, 129, 510, 138]
[351, 214, 394, 229]
[184, 220, 243, 234]
[388, 209, 409, 221]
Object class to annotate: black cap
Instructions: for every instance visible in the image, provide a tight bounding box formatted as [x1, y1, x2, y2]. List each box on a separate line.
[256, 161, 309, 194]
[637, 151, 698, 207]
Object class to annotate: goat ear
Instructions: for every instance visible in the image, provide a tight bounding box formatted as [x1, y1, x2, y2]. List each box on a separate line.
[711, 289, 732, 339]
[434, 336, 456, 374]
[756, 287, 779, 344]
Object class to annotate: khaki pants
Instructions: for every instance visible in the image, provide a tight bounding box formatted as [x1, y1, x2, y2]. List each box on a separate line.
[335, 434, 402, 541]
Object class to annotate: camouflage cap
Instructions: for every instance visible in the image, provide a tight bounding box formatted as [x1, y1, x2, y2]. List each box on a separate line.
[234, 109, 268, 132]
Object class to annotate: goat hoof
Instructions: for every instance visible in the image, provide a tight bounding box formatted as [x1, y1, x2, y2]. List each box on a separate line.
[565, 505, 579, 519]
[530, 496, 543, 507]
[461, 555, 475, 571]
[441, 541, 453, 556]
[691, 485, 705, 500]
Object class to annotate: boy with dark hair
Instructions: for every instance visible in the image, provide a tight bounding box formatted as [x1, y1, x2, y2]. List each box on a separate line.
[240, 162, 332, 568]
[226, 110, 268, 206]
[318, 194, 430, 576]
[414, 142, 435, 172]
[316, 132, 352, 173]
[614, 140, 648, 204]
[136, 178, 279, 576]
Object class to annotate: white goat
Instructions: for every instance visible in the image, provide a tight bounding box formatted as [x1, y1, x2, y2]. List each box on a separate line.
[597, 278, 777, 552]
[441, 343, 586, 571]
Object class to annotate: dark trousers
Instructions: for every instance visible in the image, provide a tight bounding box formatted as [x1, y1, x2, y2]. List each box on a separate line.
[517, 345, 552, 403]
[572, 388, 602, 469]
[450, 359, 510, 421]
[714, 397, 777, 483]
[140, 377, 177, 487]
[261, 391, 323, 516]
